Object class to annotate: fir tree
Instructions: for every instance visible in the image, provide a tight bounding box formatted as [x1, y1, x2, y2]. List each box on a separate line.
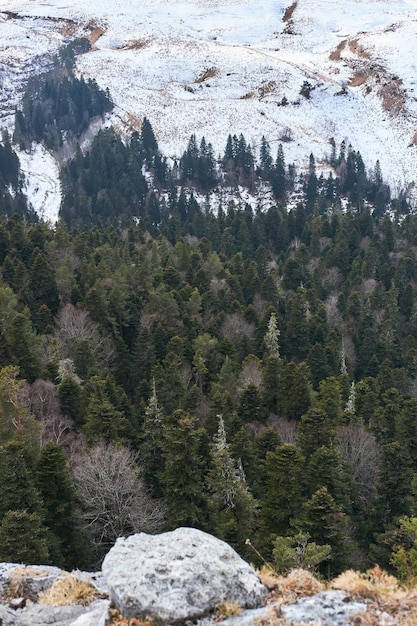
[207, 416, 256, 553]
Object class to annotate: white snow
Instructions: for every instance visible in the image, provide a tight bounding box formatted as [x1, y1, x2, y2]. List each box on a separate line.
[0, 0, 416, 220]
[17, 144, 61, 224]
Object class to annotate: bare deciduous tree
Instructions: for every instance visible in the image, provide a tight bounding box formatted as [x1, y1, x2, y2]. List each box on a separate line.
[27, 379, 60, 422]
[55, 303, 114, 366]
[221, 313, 255, 355]
[337, 424, 380, 504]
[72, 442, 165, 562]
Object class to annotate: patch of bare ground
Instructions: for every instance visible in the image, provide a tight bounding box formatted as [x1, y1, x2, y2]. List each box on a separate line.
[330, 39, 346, 61]
[58, 20, 79, 39]
[282, 1, 297, 23]
[282, 1, 297, 35]
[121, 38, 149, 50]
[240, 91, 255, 99]
[258, 80, 277, 99]
[195, 67, 218, 84]
[89, 27, 105, 46]
[349, 71, 369, 87]
[349, 38, 371, 59]
[378, 78, 405, 115]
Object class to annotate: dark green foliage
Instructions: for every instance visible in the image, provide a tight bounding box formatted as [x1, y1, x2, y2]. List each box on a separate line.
[0, 103, 416, 573]
[0, 510, 49, 564]
[259, 444, 305, 552]
[161, 410, 208, 529]
[14, 40, 111, 151]
[35, 442, 78, 568]
[277, 361, 313, 421]
[293, 487, 352, 575]
[0, 441, 43, 520]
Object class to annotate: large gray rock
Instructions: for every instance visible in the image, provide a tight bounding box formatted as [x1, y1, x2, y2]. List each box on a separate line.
[281, 590, 370, 626]
[0, 604, 23, 626]
[102, 528, 267, 622]
[19, 603, 87, 626]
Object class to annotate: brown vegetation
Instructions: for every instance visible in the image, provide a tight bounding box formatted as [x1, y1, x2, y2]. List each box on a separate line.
[121, 39, 149, 50]
[3, 567, 49, 601]
[195, 67, 218, 84]
[39, 572, 101, 606]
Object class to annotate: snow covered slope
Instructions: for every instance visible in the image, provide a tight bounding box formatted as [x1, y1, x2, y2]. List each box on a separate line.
[1, 0, 416, 218]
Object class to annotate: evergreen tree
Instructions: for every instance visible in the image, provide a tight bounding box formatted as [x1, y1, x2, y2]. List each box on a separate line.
[277, 361, 313, 421]
[207, 416, 256, 553]
[264, 312, 280, 358]
[35, 442, 78, 568]
[293, 486, 351, 575]
[259, 444, 305, 552]
[161, 410, 208, 529]
[0, 510, 49, 564]
[140, 381, 165, 497]
[0, 440, 43, 520]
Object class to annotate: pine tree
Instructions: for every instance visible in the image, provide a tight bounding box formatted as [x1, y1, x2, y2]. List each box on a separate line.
[35, 442, 78, 568]
[161, 410, 208, 529]
[293, 486, 351, 575]
[259, 136, 272, 179]
[277, 361, 313, 421]
[0, 440, 43, 521]
[207, 416, 256, 553]
[259, 444, 305, 552]
[264, 312, 280, 357]
[0, 510, 49, 564]
[140, 381, 165, 497]
[271, 144, 286, 200]
[141, 117, 158, 158]
[297, 407, 336, 458]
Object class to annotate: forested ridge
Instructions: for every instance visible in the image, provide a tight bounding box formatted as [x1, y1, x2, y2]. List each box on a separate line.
[1, 45, 417, 580]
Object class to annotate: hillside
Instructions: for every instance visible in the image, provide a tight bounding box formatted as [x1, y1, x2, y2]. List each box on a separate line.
[0, 0, 417, 220]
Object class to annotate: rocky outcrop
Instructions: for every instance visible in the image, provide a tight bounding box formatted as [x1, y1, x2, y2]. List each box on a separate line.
[0, 529, 394, 626]
[102, 527, 268, 622]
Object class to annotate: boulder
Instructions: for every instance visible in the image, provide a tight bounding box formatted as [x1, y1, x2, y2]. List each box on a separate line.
[281, 590, 368, 626]
[102, 527, 267, 622]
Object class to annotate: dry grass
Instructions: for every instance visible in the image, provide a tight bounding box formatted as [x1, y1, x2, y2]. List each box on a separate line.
[107, 609, 156, 626]
[258, 566, 324, 607]
[240, 91, 255, 99]
[195, 67, 218, 84]
[215, 601, 243, 620]
[38, 572, 101, 607]
[256, 566, 417, 625]
[332, 566, 405, 603]
[3, 566, 49, 600]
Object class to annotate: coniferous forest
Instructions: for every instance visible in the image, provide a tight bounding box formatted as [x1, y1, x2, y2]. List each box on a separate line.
[2, 39, 417, 579]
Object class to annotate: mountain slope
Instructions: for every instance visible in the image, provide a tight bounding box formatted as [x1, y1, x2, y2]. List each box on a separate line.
[1, 0, 416, 216]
